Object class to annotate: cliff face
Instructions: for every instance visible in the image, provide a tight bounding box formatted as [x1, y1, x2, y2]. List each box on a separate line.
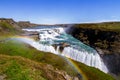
[68, 23, 120, 75]
[69, 26, 120, 54]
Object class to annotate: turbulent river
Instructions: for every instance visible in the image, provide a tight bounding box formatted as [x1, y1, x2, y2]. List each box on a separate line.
[22, 26, 108, 73]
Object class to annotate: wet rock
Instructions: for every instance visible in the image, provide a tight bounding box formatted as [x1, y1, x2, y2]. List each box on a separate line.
[52, 44, 58, 50]
[52, 42, 70, 52]
[60, 42, 70, 47]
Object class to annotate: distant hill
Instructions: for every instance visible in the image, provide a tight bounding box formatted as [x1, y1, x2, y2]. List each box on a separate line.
[0, 18, 21, 35]
[0, 18, 39, 30]
[0, 18, 40, 35]
[17, 21, 39, 28]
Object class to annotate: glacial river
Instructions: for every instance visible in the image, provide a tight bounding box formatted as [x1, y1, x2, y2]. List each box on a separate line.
[22, 26, 108, 73]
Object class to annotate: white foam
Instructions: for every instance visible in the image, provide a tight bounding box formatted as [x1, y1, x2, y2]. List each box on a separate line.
[21, 26, 108, 73]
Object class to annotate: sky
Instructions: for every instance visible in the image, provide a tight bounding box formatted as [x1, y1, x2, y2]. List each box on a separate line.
[0, 0, 120, 24]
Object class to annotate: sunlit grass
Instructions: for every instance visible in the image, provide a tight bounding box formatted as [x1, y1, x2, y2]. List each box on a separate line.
[75, 22, 120, 32]
[0, 55, 47, 80]
[0, 39, 115, 80]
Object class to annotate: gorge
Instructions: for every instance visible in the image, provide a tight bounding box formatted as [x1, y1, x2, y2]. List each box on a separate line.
[67, 23, 120, 76]
[22, 23, 120, 79]
[0, 18, 118, 80]
[22, 26, 108, 73]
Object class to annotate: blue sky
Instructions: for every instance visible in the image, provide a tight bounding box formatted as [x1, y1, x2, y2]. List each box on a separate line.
[0, 0, 120, 24]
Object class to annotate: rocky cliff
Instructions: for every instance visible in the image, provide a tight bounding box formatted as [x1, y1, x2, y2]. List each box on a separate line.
[68, 23, 120, 75]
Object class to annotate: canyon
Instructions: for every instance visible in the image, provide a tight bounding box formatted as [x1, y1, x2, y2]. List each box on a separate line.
[67, 23, 120, 76]
[0, 18, 119, 80]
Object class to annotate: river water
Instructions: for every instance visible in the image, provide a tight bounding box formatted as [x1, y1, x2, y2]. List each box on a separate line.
[22, 26, 108, 73]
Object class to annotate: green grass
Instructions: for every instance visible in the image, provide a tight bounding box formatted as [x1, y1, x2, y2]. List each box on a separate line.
[0, 55, 48, 80]
[0, 40, 78, 76]
[72, 60, 115, 80]
[0, 39, 115, 80]
[0, 22, 14, 30]
[0, 22, 21, 36]
[0, 22, 15, 33]
[5, 60, 31, 80]
[75, 22, 120, 32]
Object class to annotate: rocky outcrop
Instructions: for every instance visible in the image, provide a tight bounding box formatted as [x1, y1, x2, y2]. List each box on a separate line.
[52, 42, 70, 52]
[68, 23, 120, 75]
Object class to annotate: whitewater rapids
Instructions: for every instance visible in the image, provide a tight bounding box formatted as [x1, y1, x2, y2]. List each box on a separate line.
[21, 26, 108, 73]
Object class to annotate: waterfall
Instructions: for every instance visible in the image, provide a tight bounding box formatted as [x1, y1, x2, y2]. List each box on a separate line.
[61, 47, 108, 72]
[21, 26, 108, 73]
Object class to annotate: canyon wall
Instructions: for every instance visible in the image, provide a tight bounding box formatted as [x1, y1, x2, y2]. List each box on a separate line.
[68, 23, 120, 75]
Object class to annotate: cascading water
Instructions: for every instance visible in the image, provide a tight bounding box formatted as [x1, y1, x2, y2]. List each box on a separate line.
[22, 26, 108, 73]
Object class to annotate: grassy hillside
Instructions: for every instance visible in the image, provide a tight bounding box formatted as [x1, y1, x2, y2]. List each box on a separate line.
[0, 55, 47, 80]
[0, 39, 115, 80]
[0, 21, 22, 42]
[75, 22, 120, 32]
[0, 39, 79, 76]
[0, 55, 71, 80]
[0, 21, 21, 37]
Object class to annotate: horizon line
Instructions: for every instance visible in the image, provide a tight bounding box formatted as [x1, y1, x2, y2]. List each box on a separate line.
[1, 17, 120, 25]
